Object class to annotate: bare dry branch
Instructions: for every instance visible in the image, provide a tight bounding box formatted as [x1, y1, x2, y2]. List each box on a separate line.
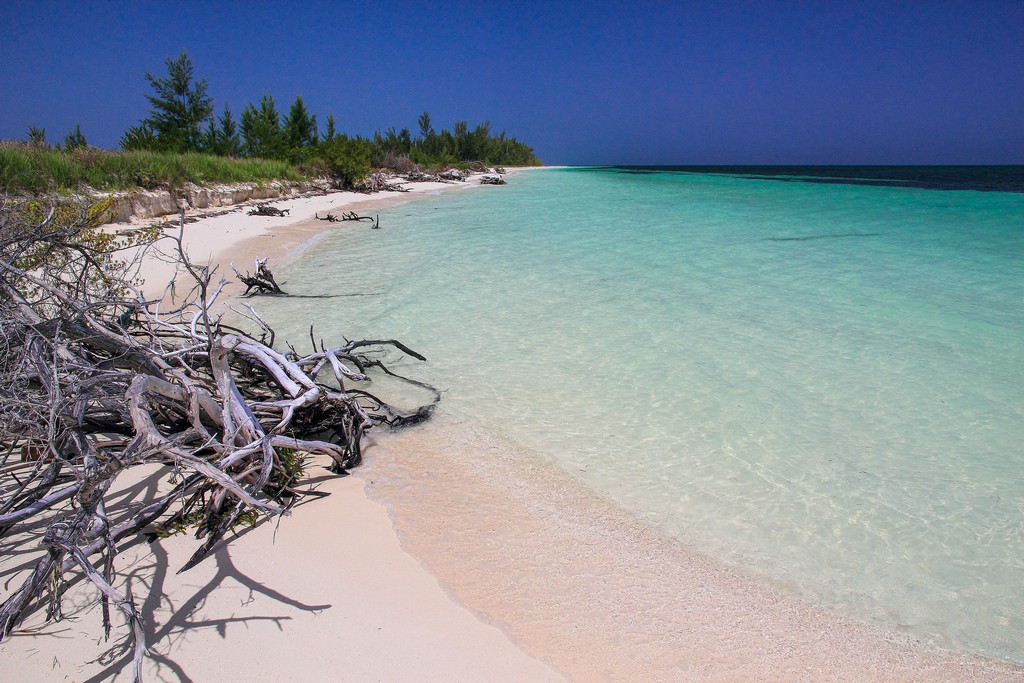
[0, 202, 438, 679]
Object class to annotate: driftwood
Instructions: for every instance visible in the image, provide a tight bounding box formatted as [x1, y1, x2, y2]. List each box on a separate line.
[316, 211, 373, 223]
[401, 168, 506, 185]
[0, 202, 438, 680]
[356, 172, 410, 194]
[401, 168, 469, 185]
[247, 204, 290, 217]
[315, 211, 380, 229]
[402, 170, 438, 183]
[230, 257, 286, 296]
[438, 168, 469, 182]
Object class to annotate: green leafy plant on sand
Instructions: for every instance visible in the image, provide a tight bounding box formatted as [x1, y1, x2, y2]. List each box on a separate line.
[12, 196, 159, 300]
[316, 135, 373, 187]
[154, 508, 260, 539]
[153, 449, 304, 539]
[272, 448, 309, 487]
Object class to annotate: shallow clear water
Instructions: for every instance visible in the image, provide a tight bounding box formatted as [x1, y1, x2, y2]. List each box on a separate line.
[259, 168, 1024, 662]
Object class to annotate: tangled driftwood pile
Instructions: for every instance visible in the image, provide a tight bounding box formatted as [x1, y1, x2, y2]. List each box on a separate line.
[246, 204, 290, 217]
[0, 200, 437, 680]
[355, 172, 409, 194]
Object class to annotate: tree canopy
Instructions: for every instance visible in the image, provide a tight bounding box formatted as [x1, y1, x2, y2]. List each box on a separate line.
[114, 54, 540, 184]
[124, 52, 214, 153]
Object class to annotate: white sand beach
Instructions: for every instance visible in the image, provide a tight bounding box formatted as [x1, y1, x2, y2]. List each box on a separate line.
[124, 179, 487, 301]
[0, 462, 563, 682]
[1, 173, 565, 682]
[3, 170, 1022, 682]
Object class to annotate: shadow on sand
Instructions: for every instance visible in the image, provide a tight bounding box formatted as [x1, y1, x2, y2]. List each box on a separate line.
[1, 468, 332, 682]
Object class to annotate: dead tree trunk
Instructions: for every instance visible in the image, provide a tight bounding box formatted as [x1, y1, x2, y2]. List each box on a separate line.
[0, 204, 438, 680]
[315, 211, 379, 228]
[231, 257, 286, 296]
[247, 204, 290, 217]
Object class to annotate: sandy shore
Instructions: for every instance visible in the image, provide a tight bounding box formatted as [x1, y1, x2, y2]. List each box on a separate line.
[0, 464, 563, 682]
[120, 177, 491, 301]
[365, 413, 1024, 682]
[1, 172, 565, 682]
[4, 168, 1022, 681]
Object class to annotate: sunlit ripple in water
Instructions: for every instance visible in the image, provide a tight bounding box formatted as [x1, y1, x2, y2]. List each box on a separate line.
[256, 167, 1024, 663]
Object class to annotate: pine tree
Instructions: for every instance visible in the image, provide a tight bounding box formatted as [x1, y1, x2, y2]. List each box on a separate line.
[215, 103, 242, 157]
[141, 51, 214, 152]
[417, 112, 435, 140]
[284, 95, 317, 151]
[121, 122, 158, 151]
[63, 124, 88, 151]
[453, 120, 469, 159]
[240, 95, 286, 159]
[201, 118, 219, 154]
[322, 113, 337, 142]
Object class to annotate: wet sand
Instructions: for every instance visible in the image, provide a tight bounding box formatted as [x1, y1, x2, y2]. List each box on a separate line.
[1, 172, 564, 682]
[362, 411, 1024, 681]
[5, 167, 1021, 680]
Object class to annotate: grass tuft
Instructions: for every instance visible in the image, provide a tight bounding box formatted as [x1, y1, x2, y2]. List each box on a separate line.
[0, 141, 305, 194]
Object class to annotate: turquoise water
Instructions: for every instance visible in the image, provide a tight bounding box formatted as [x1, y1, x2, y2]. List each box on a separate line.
[261, 168, 1024, 662]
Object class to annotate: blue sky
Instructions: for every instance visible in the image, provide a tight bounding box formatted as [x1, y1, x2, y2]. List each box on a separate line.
[2, 1, 1022, 165]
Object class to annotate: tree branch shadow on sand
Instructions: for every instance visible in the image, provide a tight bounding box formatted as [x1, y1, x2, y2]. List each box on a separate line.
[0, 204, 437, 679]
[82, 477, 332, 683]
[87, 545, 330, 683]
[3, 470, 332, 683]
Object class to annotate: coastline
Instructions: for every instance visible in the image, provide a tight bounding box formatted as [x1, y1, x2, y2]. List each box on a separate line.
[120, 176, 494, 300]
[1, 171, 564, 682]
[364, 411, 1024, 682]
[5, 168, 1022, 681]
[0, 464, 563, 682]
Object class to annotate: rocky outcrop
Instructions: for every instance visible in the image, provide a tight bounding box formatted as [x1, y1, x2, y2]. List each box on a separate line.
[98, 179, 336, 223]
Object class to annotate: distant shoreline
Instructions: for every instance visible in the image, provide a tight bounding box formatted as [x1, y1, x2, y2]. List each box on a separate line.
[0, 167, 565, 683]
[118, 170, 532, 300]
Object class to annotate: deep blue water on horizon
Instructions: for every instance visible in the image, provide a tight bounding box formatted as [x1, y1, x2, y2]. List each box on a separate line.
[600, 164, 1024, 193]
[259, 165, 1024, 664]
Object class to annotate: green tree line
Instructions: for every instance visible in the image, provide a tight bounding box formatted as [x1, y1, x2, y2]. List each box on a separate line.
[118, 52, 540, 185]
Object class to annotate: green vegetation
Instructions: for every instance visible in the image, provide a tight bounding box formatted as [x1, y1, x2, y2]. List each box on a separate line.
[372, 116, 540, 168]
[11, 196, 160, 303]
[0, 143, 301, 193]
[62, 124, 87, 151]
[271, 447, 308, 488]
[153, 506, 259, 539]
[3, 51, 541, 194]
[26, 124, 47, 147]
[122, 52, 213, 153]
